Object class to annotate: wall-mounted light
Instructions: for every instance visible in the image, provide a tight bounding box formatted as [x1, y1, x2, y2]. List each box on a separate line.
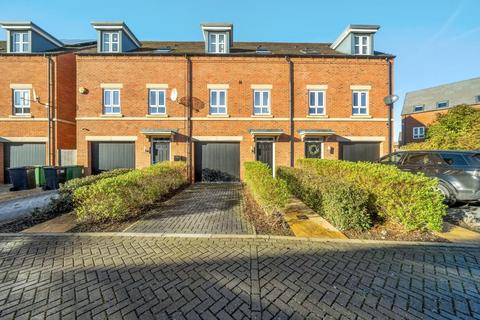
[81, 128, 90, 132]
[79, 87, 88, 94]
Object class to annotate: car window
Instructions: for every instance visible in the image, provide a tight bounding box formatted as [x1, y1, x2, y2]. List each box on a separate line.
[404, 153, 444, 166]
[379, 153, 403, 164]
[440, 153, 468, 166]
[469, 153, 480, 165]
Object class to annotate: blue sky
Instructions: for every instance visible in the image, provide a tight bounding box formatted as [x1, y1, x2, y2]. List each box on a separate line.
[1, 0, 479, 141]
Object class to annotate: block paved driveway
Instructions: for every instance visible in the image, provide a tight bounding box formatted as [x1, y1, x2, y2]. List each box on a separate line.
[0, 234, 479, 319]
[125, 183, 253, 234]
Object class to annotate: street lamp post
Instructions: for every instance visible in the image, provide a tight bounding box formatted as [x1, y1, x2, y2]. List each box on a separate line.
[383, 94, 399, 156]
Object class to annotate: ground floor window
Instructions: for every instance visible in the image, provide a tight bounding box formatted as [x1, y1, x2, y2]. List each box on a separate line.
[413, 127, 425, 139]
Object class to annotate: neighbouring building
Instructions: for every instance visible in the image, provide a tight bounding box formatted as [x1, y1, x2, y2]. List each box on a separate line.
[0, 21, 94, 183]
[401, 77, 480, 145]
[76, 22, 394, 182]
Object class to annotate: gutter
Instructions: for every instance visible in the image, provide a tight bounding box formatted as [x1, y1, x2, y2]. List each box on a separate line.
[387, 58, 393, 153]
[46, 55, 52, 166]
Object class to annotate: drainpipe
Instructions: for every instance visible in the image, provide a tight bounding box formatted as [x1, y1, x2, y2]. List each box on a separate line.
[286, 56, 294, 167]
[46, 55, 52, 166]
[186, 55, 193, 182]
[387, 58, 393, 155]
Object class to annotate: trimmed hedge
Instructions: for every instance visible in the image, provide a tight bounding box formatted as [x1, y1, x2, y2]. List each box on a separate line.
[278, 167, 371, 231]
[296, 159, 446, 231]
[62, 168, 132, 194]
[73, 162, 187, 223]
[244, 161, 290, 215]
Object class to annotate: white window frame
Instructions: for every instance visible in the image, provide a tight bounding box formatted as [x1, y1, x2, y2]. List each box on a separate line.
[209, 89, 227, 115]
[352, 90, 369, 115]
[253, 90, 271, 115]
[148, 89, 166, 115]
[436, 100, 449, 109]
[413, 127, 425, 139]
[12, 89, 30, 115]
[102, 31, 120, 53]
[413, 104, 424, 112]
[103, 89, 121, 114]
[308, 90, 326, 115]
[12, 31, 29, 53]
[208, 32, 226, 53]
[354, 35, 369, 55]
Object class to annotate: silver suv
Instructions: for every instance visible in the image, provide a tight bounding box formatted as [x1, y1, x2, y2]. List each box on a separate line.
[379, 150, 480, 204]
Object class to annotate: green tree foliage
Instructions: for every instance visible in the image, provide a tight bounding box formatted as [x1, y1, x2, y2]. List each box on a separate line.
[404, 105, 480, 150]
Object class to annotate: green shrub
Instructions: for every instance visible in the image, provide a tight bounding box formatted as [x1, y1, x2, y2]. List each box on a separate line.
[296, 159, 446, 231]
[244, 161, 290, 215]
[278, 167, 371, 231]
[62, 168, 131, 194]
[73, 162, 187, 223]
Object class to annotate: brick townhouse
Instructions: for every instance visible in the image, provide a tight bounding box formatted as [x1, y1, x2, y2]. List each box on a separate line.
[0, 21, 93, 183]
[76, 22, 394, 181]
[401, 77, 480, 145]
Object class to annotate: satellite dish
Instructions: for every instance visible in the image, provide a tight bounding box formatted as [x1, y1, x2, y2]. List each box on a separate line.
[384, 94, 399, 105]
[170, 88, 178, 102]
[32, 88, 38, 102]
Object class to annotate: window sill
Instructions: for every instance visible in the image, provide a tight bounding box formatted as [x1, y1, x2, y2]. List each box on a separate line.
[100, 114, 124, 118]
[146, 114, 168, 118]
[306, 114, 328, 118]
[350, 115, 372, 119]
[251, 114, 273, 118]
[207, 114, 230, 118]
[9, 114, 32, 118]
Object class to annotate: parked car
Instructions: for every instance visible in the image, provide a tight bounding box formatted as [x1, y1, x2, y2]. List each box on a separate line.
[379, 150, 480, 204]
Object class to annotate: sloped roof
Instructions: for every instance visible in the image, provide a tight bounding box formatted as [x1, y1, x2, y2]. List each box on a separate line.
[402, 77, 480, 115]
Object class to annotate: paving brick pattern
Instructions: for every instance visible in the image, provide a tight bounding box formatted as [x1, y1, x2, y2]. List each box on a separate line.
[0, 235, 479, 319]
[125, 183, 253, 234]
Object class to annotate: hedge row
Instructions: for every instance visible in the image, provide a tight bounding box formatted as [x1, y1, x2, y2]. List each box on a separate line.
[296, 159, 446, 231]
[73, 162, 187, 223]
[244, 161, 290, 215]
[277, 167, 371, 231]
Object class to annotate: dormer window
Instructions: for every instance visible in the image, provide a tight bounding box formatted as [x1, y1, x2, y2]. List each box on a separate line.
[208, 33, 226, 53]
[102, 32, 120, 53]
[354, 35, 369, 55]
[11, 31, 29, 53]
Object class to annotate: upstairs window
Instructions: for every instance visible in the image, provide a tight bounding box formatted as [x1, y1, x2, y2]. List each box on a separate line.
[354, 35, 369, 55]
[103, 89, 121, 114]
[209, 89, 227, 114]
[352, 90, 368, 115]
[436, 101, 449, 109]
[208, 33, 226, 53]
[308, 90, 325, 115]
[413, 104, 424, 112]
[102, 32, 120, 53]
[11, 32, 29, 53]
[253, 90, 271, 115]
[148, 89, 166, 114]
[13, 89, 30, 115]
[413, 127, 425, 139]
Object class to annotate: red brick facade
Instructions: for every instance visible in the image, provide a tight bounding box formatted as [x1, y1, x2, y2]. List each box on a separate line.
[76, 55, 392, 179]
[0, 53, 77, 183]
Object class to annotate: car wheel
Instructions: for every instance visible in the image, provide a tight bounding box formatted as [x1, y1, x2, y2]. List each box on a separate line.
[438, 182, 456, 206]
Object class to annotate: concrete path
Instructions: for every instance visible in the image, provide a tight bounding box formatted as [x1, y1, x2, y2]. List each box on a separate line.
[125, 183, 253, 234]
[0, 190, 58, 225]
[0, 234, 479, 319]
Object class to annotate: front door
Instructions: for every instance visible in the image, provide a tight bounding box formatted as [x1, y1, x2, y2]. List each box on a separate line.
[305, 141, 322, 159]
[152, 139, 170, 164]
[256, 139, 273, 172]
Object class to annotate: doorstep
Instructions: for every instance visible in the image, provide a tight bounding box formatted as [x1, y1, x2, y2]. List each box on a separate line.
[434, 222, 480, 244]
[283, 198, 347, 239]
[22, 212, 77, 233]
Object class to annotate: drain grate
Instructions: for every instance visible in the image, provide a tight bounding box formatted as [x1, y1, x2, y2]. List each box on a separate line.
[296, 214, 309, 220]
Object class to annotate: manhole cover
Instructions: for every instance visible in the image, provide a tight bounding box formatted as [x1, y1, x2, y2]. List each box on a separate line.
[296, 215, 309, 220]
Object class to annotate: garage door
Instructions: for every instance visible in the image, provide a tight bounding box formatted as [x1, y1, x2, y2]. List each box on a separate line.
[195, 142, 240, 182]
[3, 143, 46, 183]
[341, 142, 380, 162]
[91, 142, 135, 174]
